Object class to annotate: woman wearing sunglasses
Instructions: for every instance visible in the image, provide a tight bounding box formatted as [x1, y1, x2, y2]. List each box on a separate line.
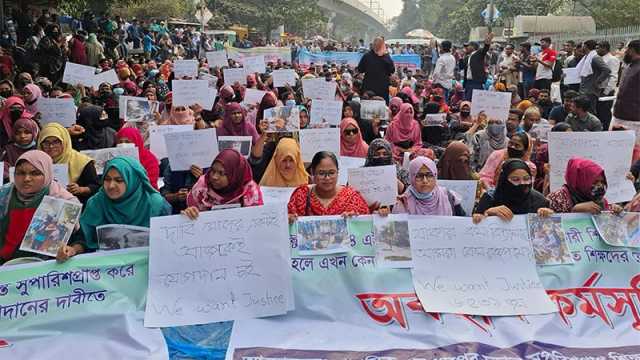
[340, 117, 368, 158]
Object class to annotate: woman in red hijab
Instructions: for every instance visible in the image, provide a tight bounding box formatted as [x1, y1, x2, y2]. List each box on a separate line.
[216, 102, 260, 143]
[384, 103, 422, 162]
[116, 128, 160, 190]
[340, 117, 368, 158]
[547, 157, 622, 214]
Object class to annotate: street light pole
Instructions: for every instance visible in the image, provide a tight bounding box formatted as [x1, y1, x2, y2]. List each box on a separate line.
[488, 0, 494, 34]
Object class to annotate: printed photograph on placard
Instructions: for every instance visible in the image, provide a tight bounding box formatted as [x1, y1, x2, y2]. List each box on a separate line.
[264, 106, 301, 132]
[528, 214, 573, 265]
[19, 196, 82, 257]
[297, 217, 349, 255]
[97, 224, 150, 251]
[360, 100, 389, 120]
[592, 212, 640, 248]
[218, 136, 252, 158]
[374, 214, 411, 268]
[125, 98, 159, 122]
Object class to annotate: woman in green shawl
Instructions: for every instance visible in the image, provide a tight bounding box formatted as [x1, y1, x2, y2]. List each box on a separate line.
[80, 156, 171, 250]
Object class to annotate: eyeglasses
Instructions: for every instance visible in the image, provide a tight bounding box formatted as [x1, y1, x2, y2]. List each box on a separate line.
[415, 172, 435, 181]
[343, 128, 358, 136]
[315, 170, 338, 178]
[40, 139, 62, 148]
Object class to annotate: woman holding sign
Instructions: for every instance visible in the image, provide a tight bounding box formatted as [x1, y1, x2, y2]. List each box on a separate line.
[0, 150, 85, 264]
[364, 139, 410, 194]
[478, 132, 537, 189]
[116, 127, 160, 190]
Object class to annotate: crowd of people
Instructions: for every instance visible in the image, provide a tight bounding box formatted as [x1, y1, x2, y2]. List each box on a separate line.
[0, 7, 639, 266]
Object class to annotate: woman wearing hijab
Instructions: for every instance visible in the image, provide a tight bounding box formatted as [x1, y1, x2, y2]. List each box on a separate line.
[479, 132, 537, 189]
[73, 104, 116, 151]
[80, 156, 171, 250]
[364, 138, 410, 194]
[389, 97, 403, 118]
[465, 112, 507, 171]
[86, 33, 104, 67]
[38, 123, 100, 203]
[1, 118, 39, 183]
[0, 150, 85, 264]
[473, 159, 552, 223]
[547, 157, 622, 214]
[0, 96, 32, 149]
[392, 156, 465, 216]
[437, 141, 484, 202]
[260, 138, 309, 187]
[385, 103, 423, 162]
[182, 149, 263, 220]
[344, 101, 376, 144]
[22, 83, 42, 114]
[340, 117, 368, 158]
[216, 102, 260, 143]
[256, 91, 278, 127]
[116, 127, 160, 190]
[299, 106, 310, 129]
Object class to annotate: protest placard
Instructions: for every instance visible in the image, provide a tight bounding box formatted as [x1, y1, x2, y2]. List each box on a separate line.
[218, 136, 252, 158]
[92, 69, 120, 87]
[527, 214, 573, 265]
[373, 214, 411, 268]
[337, 156, 365, 185]
[81, 146, 140, 175]
[123, 97, 160, 123]
[0, 161, 3, 184]
[62, 62, 97, 87]
[173, 60, 198, 78]
[206, 50, 229, 68]
[471, 89, 511, 123]
[298, 128, 340, 162]
[242, 88, 267, 106]
[172, 80, 209, 107]
[422, 113, 447, 127]
[272, 69, 297, 87]
[409, 215, 556, 315]
[592, 212, 640, 248]
[562, 68, 581, 85]
[530, 123, 553, 142]
[202, 87, 218, 111]
[19, 164, 71, 186]
[19, 196, 82, 257]
[164, 128, 219, 171]
[199, 73, 219, 88]
[260, 186, 296, 205]
[145, 203, 292, 327]
[437, 180, 477, 216]
[242, 55, 266, 74]
[263, 106, 300, 133]
[36, 98, 77, 127]
[310, 99, 342, 127]
[360, 100, 389, 120]
[97, 224, 150, 251]
[302, 78, 336, 100]
[223, 68, 247, 85]
[297, 216, 349, 255]
[348, 165, 398, 206]
[149, 124, 193, 159]
[548, 131, 636, 203]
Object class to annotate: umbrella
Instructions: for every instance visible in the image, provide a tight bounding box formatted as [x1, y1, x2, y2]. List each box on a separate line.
[405, 29, 434, 39]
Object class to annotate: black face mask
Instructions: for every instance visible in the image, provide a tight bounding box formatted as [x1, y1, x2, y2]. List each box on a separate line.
[460, 110, 471, 117]
[9, 108, 22, 121]
[507, 146, 525, 159]
[370, 156, 390, 166]
[591, 184, 607, 200]
[624, 53, 633, 64]
[0, 90, 12, 98]
[506, 183, 531, 197]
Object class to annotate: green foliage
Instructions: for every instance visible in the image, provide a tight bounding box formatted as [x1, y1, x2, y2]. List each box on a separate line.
[110, 0, 188, 20]
[572, 0, 640, 27]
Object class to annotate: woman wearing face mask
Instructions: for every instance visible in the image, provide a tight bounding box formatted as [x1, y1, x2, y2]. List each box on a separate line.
[385, 103, 423, 162]
[0, 80, 14, 99]
[73, 105, 116, 151]
[182, 149, 264, 220]
[0, 96, 33, 149]
[364, 138, 410, 194]
[473, 159, 552, 223]
[80, 156, 171, 250]
[465, 112, 507, 171]
[340, 117, 369, 158]
[116, 127, 160, 190]
[1, 118, 39, 183]
[36, 24, 66, 84]
[451, 101, 473, 133]
[547, 157, 623, 214]
[22, 83, 42, 114]
[479, 132, 537, 189]
[287, 151, 369, 223]
[259, 138, 309, 187]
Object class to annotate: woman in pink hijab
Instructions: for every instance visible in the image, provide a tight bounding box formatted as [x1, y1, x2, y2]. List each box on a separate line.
[169, 105, 196, 125]
[22, 83, 42, 113]
[340, 117, 369, 158]
[384, 103, 422, 162]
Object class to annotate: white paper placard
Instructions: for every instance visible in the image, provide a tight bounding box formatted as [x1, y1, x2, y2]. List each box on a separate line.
[348, 165, 398, 206]
[360, 100, 389, 120]
[218, 136, 252, 158]
[242, 89, 267, 106]
[562, 68, 581, 85]
[81, 146, 140, 175]
[164, 128, 219, 171]
[310, 100, 343, 127]
[149, 124, 193, 160]
[145, 203, 293, 327]
[0, 161, 3, 183]
[272, 69, 296, 87]
[260, 186, 296, 205]
[36, 98, 77, 127]
[337, 156, 366, 185]
[437, 180, 478, 216]
[172, 80, 209, 107]
[12, 163, 72, 186]
[62, 62, 97, 87]
[408, 215, 557, 316]
[298, 128, 340, 163]
[242, 55, 266, 74]
[122, 97, 160, 123]
[422, 113, 447, 127]
[471, 89, 512, 123]
[302, 79, 336, 100]
[223, 68, 247, 86]
[548, 131, 636, 203]
[173, 60, 199, 78]
[373, 213, 411, 268]
[206, 50, 228, 68]
[93, 69, 120, 88]
[199, 73, 219, 88]
[263, 106, 300, 133]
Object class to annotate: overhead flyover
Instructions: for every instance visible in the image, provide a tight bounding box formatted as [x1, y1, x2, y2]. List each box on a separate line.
[317, 0, 390, 38]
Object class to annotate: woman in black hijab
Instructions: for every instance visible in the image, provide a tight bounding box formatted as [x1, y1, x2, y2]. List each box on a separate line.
[343, 101, 376, 143]
[73, 105, 116, 151]
[473, 158, 552, 223]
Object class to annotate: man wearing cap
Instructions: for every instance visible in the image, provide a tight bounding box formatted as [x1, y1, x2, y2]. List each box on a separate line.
[463, 32, 493, 100]
[357, 37, 395, 103]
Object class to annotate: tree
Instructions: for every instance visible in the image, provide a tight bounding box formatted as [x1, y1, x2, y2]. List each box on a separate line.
[110, 0, 188, 20]
[571, 0, 640, 27]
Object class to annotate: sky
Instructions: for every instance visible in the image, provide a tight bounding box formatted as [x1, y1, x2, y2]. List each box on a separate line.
[376, 0, 404, 20]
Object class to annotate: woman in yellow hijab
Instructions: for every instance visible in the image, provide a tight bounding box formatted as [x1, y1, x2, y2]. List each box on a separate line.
[38, 123, 100, 203]
[260, 138, 309, 187]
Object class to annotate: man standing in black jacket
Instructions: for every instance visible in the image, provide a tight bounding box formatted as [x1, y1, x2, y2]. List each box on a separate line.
[357, 37, 395, 103]
[463, 32, 494, 100]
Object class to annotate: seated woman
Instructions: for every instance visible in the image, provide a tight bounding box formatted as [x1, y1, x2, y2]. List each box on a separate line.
[344, 101, 376, 143]
[479, 132, 537, 189]
[364, 138, 409, 194]
[340, 117, 368, 158]
[437, 140, 484, 202]
[72, 104, 116, 151]
[288, 151, 369, 221]
[0, 150, 85, 264]
[116, 127, 160, 190]
[80, 156, 171, 250]
[384, 103, 423, 162]
[465, 112, 507, 171]
[1, 96, 33, 149]
[391, 156, 465, 216]
[38, 123, 100, 203]
[182, 149, 263, 220]
[547, 157, 622, 214]
[216, 102, 260, 145]
[259, 138, 309, 187]
[473, 159, 552, 223]
[1, 117, 39, 183]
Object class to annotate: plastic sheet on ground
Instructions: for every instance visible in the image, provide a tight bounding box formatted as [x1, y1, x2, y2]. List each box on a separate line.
[162, 321, 233, 360]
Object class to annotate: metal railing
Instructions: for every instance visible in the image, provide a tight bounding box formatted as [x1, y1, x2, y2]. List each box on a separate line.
[527, 25, 640, 46]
